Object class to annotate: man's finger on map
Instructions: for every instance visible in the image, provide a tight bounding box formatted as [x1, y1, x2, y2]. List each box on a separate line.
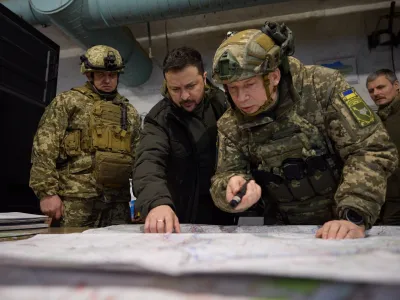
[149, 218, 159, 233]
[327, 222, 340, 239]
[144, 218, 150, 233]
[165, 216, 174, 233]
[174, 216, 181, 233]
[315, 227, 323, 238]
[156, 218, 165, 233]
[336, 225, 349, 239]
[322, 223, 332, 239]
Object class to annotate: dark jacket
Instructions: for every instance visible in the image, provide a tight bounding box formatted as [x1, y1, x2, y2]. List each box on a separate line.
[133, 79, 235, 225]
[377, 93, 400, 224]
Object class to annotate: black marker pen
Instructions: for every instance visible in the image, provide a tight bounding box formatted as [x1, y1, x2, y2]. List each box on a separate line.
[229, 181, 249, 208]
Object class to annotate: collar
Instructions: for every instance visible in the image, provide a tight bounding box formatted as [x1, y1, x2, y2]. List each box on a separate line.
[86, 81, 119, 101]
[377, 93, 400, 120]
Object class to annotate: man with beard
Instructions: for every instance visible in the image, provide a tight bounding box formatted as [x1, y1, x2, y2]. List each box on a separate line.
[133, 47, 235, 233]
[367, 69, 400, 224]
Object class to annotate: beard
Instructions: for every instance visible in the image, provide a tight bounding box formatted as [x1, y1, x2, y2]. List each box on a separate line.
[179, 99, 196, 106]
[179, 99, 199, 112]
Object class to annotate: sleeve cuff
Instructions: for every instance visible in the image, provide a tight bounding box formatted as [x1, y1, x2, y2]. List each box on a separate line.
[338, 204, 372, 230]
[141, 198, 175, 218]
[36, 190, 59, 201]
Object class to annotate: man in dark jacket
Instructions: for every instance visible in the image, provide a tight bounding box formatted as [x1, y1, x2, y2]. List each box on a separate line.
[133, 47, 235, 233]
[367, 69, 400, 224]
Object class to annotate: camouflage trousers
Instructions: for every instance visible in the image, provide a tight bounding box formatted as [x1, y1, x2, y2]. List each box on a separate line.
[61, 196, 130, 227]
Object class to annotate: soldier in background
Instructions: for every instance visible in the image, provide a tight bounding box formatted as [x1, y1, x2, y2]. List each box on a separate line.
[210, 22, 398, 239]
[30, 45, 141, 227]
[367, 69, 400, 225]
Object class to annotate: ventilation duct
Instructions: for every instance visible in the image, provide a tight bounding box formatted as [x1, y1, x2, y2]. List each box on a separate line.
[3, 0, 288, 86]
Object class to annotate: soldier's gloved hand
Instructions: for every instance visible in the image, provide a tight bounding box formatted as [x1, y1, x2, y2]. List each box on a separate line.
[144, 205, 181, 234]
[226, 176, 261, 211]
[40, 195, 64, 220]
[315, 220, 365, 239]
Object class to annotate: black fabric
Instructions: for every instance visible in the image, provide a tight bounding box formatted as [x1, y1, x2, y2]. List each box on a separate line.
[133, 81, 234, 224]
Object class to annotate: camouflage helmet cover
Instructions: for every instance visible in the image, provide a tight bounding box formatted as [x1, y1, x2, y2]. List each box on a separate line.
[80, 45, 125, 74]
[212, 29, 281, 83]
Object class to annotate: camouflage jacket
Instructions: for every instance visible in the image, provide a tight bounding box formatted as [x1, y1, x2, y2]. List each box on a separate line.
[377, 94, 400, 200]
[211, 57, 398, 228]
[30, 82, 141, 200]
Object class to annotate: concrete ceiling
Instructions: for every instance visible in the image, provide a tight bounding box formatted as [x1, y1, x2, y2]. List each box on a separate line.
[128, 0, 394, 40]
[1, 0, 396, 55]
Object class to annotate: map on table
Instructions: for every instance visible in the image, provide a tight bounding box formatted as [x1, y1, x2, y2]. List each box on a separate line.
[1, 265, 399, 300]
[0, 225, 399, 285]
[83, 224, 400, 236]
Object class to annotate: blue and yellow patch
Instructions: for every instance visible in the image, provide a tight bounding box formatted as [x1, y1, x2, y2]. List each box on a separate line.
[339, 88, 375, 127]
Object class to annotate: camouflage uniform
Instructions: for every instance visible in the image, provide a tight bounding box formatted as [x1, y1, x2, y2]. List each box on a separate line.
[210, 28, 398, 229]
[30, 45, 141, 227]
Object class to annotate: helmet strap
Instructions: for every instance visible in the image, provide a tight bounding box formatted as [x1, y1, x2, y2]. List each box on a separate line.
[240, 75, 277, 116]
[87, 80, 118, 100]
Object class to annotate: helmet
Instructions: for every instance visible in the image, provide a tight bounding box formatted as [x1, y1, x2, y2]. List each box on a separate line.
[80, 45, 125, 74]
[212, 29, 281, 84]
[212, 22, 294, 84]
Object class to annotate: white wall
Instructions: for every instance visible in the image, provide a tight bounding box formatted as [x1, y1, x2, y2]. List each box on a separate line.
[43, 8, 400, 115]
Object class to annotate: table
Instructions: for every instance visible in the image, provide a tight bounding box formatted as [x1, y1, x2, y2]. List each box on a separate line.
[47, 227, 89, 234]
[0, 225, 399, 300]
[0, 227, 88, 242]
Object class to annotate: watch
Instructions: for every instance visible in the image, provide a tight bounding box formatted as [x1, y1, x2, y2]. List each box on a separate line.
[344, 209, 364, 225]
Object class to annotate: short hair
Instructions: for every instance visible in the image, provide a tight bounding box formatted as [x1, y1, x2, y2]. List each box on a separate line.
[366, 69, 398, 87]
[162, 46, 205, 76]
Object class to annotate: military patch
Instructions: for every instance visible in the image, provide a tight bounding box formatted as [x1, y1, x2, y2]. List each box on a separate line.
[339, 88, 375, 127]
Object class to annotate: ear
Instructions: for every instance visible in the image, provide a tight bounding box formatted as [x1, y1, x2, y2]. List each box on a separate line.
[203, 71, 207, 84]
[85, 73, 92, 81]
[269, 68, 281, 87]
[394, 80, 400, 92]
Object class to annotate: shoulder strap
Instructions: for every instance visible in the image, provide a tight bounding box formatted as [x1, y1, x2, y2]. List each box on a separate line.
[113, 93, 129, 104]
[71, 85, 93, 97]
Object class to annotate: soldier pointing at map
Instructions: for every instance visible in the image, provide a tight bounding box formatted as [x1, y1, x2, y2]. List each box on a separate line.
[210, 22, 398, 239]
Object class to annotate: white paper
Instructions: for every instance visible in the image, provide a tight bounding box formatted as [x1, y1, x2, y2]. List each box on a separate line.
[0, 212, 47, 221]
[5, 265, 394, 300]
[0, 225, 399, 285]
[82, 224, 400, 236]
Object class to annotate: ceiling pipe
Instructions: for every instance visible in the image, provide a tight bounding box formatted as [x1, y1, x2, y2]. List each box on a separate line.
[82, 0, 287, 30]
[2, 0, 289, 86]
[136, 1, 400, 42]
[3, 0, 152, 86]
[3, 0, 288, 28]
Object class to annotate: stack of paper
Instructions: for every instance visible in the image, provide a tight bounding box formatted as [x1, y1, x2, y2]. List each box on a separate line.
[0, 212, 49, 238]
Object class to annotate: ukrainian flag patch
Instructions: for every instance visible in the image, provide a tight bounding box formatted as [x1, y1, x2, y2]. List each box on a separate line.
[339, 88, 375, 127]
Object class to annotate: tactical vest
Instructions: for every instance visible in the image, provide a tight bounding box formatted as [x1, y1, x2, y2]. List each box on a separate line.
[62, 86, 133, 189]
[244, 108, 341, 225]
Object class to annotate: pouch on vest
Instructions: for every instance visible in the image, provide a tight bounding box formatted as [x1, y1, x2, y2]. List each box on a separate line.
[91, 125, 131, 153]
[278, 196, 335, 225]
[252, 169, 293, 202]
[89, 101, 132, 154]
[63, 130, 82, 156]
[306, 155, 337, 195]
[282, 158, 316, 201]
[90, 101, 133, 188]
[94, 151, 132, 188]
